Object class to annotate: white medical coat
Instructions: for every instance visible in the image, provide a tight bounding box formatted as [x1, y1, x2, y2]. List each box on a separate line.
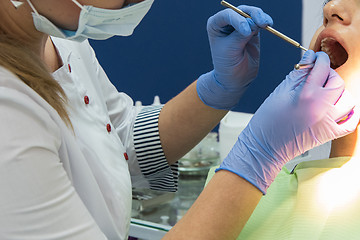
[0, 37, 178, 239]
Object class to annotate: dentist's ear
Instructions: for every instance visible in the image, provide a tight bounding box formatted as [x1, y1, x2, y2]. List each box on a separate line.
[10, 0, 25, 9]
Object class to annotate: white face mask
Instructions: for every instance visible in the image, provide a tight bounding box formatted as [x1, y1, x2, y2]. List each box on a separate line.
[25, 0, 154, 42]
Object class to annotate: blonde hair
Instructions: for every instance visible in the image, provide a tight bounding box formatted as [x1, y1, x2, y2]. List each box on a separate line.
[0, 35, 72, 128]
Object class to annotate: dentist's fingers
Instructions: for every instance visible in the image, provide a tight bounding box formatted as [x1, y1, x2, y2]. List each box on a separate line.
[330, 89, 356, 123]
[323, 69, 344, 89]
[207, 9, 252, 37]
[207, 5, 273, 38]
[326, 89, 359, 138]
[298, 50, 316, 65]
[239, 5, 273, 28]
[335, 105, 360, 136]
[306, 52, 331, 87]
[321, 69, 346, 105]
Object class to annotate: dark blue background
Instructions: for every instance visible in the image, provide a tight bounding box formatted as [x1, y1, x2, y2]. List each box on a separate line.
[90, 0, 302, 114]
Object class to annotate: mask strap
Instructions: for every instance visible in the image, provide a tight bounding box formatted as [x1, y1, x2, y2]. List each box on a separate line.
[25, 0, 39, 14]
[71, 0, 88, 13]
[26, 0, 87, 15]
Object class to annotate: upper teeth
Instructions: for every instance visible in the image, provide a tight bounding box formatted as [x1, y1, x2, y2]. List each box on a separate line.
[321, 37, 341, 68]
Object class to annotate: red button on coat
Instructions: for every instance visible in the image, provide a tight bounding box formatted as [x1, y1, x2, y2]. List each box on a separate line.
[106, 124, 111, 133]
[68, 64, 72, 73]
[84, 95, 89, 105]
[124, 152, 129, 161]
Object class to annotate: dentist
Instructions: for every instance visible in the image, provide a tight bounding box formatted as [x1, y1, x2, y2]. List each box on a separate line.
[0, 1, 357, 239]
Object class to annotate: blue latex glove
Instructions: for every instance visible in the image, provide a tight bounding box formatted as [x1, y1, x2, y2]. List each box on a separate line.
[217, 50, 360, 194]
[197, 5, 273, 110]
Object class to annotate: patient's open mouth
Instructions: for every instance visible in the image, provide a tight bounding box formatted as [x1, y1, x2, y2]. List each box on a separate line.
[320, 37, 348, 69]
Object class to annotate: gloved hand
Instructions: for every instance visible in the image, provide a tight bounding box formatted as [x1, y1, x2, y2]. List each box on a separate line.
[217, 50, 359, 194]
[197, 5, 273, 110]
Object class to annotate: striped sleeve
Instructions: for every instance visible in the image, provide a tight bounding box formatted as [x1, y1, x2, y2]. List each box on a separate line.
[133, 105, 178, 192]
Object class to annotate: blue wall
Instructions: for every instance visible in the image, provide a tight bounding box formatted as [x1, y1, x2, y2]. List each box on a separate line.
[90, 0, 302, 114]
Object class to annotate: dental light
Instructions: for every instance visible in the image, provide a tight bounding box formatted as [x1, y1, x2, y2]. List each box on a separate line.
[316, 156, 360, 212]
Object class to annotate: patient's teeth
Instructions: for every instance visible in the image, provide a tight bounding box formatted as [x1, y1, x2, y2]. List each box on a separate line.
[321, 38, 340, 68]
[319, 37, 348, 69]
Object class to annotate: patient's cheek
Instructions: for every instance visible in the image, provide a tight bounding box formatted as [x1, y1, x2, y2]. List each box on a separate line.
[309, 34, 318, 50]
[309, 26, 325, 50]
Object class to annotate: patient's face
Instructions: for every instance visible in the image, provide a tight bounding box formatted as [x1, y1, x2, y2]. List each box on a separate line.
[309, 0, 360, 97]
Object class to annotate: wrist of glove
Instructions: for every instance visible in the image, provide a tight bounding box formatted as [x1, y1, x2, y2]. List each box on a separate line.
[217, 50, 360, 194]
[218, 127, 281, 194]
[197, 71, 250, 110]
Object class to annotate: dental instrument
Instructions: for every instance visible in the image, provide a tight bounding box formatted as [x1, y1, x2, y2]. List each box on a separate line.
[295, 63, 331, 87]
[220, 0, 308, 52]
[294, 63, 314, 70]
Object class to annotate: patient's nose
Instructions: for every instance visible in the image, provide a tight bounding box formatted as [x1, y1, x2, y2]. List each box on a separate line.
[323, 0, 352, 26]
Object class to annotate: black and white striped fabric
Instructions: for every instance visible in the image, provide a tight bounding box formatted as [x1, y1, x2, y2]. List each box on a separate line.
[133, 106, 179, 192]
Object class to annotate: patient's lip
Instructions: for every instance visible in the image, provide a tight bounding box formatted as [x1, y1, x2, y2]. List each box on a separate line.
[314, 28, 348, 54]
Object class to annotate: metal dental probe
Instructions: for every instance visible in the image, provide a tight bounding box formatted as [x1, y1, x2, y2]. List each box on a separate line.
[220, 0, 308, 52]
[294, 63, 315, 70]
[294, 63, 330, 87]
